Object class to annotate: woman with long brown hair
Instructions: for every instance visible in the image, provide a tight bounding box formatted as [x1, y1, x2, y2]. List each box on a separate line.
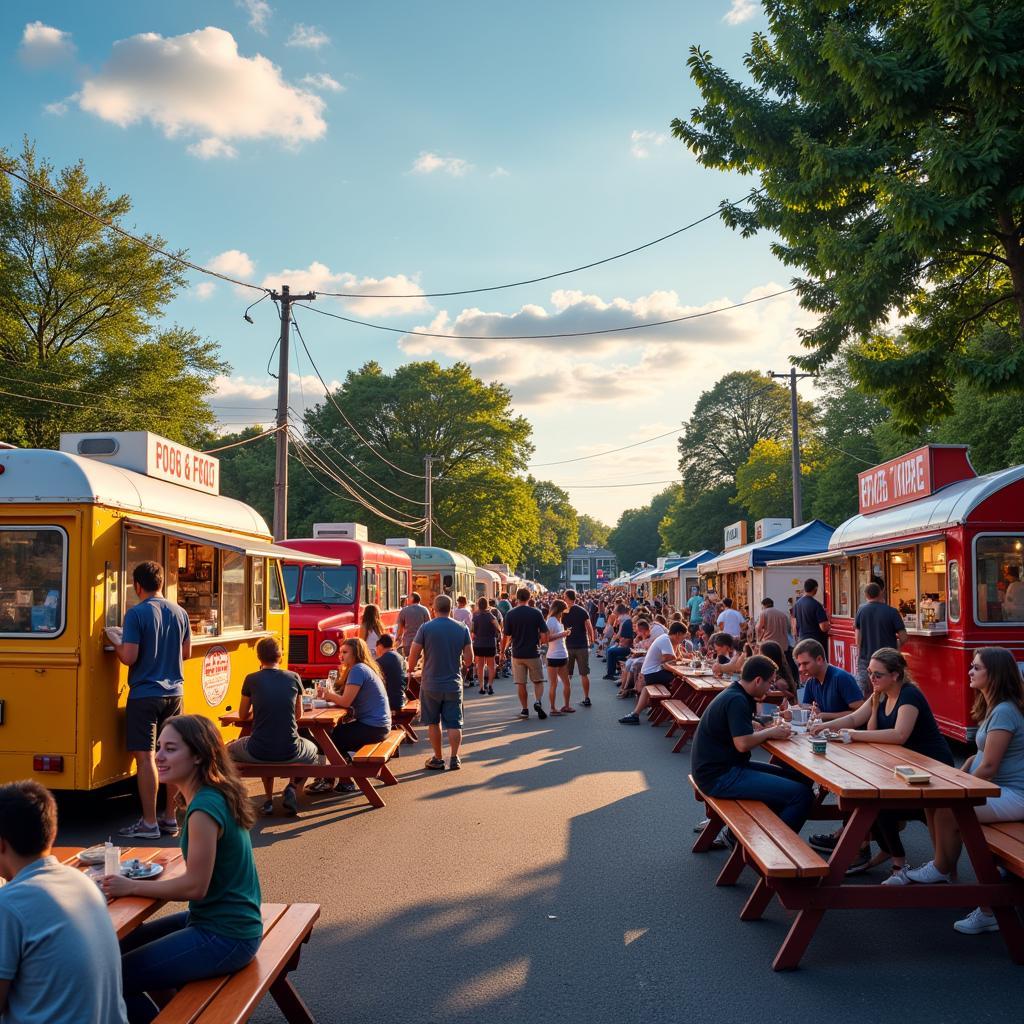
[103, 715, 262, 1023]
[758, 640, 798, 701]
[317, 637, 392, 793]
[359, 604, 387, 652]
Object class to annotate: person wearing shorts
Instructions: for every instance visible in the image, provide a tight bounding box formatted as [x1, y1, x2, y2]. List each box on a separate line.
[408, 595, 472, 770]
[471, 597, 500, 694]
[562, 590, 595, 707]
[545, 599, 573, 715]
[110, 561, 189, 841]
[501, 588, 549, 719]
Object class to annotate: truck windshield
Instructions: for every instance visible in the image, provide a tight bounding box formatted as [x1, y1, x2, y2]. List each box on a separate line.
[282, 565, 300, 603]
[299, 566, 358, 606]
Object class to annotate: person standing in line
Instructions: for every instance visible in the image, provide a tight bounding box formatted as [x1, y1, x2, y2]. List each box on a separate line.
[794, 578, 831, 655]
[501, 588, 550, 720]
[408, 595, 473, 770]
[452, 595, 474, 628]
[544, 599, 573, 716]
[854, 582, 908, 695]
[562, 589, 596, 707]
[715, 597, 746, 642]
[359, 604, 386, 653]
[497, 591, 513, 618]
[0, 781, 128, 1023]
[396, 592, 431, 657]
[110, 560, 190, 840]
[686, 587, 704, 626]
[471, 596, 500, 695]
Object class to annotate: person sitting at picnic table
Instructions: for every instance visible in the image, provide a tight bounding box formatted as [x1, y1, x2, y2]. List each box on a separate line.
[792, 639, 864, 720]
[894, 647, 1024, 933]
[227, 636, 322, 816]
[809, 647, 954, 884]
[317, 638, 392, 794]
[616, 618, 653, 697]
[0, 781, 128, 1024]
[758, 640, 798, 701]
[104, 715, 262, 1024]
[603, 604, 635, 680]
[691, 654, 814, 831]
[709, 632, 744, 677]
[618, 622, 688, 724]
[375, 634, 409, 711]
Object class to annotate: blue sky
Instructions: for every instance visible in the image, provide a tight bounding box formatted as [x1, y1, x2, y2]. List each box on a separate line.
[4, 0, 814, 525]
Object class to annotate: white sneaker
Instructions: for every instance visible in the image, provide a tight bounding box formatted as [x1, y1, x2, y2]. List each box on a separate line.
[693, 817, 710, 833]
[881, 865, 911, 886]
[905, 860, 950, 884]
[954, 907, 999, 934]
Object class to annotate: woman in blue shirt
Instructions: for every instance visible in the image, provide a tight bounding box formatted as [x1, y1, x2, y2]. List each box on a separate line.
[902, 647, 1024, 934]
[318, 638, 392, 793]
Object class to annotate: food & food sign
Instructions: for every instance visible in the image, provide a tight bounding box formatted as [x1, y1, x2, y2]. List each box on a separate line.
[857, 445, 976, 515]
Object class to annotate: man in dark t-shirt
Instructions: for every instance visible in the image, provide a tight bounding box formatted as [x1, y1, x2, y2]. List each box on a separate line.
[562, 589, 596, 706]
[228, 636, 320, 816]
[793, 578, 830, 653]
[692, 655, 814, 832]
[853, 582, 908, 694]
[375, 634, 408, 710]
[604, 604, 634, 681]
[501, 588, 549, 718]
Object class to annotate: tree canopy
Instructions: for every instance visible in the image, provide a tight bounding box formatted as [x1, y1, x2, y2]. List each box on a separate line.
[673, 0, 1024, 424]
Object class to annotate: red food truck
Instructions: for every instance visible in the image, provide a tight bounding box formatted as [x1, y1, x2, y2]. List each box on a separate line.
[278, 523, 412, 682]
[771, 445, 1024, 740]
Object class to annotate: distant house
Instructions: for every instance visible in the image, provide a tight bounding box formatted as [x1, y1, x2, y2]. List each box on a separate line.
[563, 545, 618, 589]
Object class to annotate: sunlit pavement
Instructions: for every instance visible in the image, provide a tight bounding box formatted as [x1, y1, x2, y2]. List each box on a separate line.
[58, 681, 1022, 1023]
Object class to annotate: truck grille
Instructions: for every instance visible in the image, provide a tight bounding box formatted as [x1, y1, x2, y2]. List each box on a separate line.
[289, 633, 309, 664]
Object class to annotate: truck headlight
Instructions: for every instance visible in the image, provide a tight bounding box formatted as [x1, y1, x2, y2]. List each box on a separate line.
[319, 639, 338, 657]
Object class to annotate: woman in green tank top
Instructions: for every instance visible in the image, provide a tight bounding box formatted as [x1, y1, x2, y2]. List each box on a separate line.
[103, 715, 263, 1023]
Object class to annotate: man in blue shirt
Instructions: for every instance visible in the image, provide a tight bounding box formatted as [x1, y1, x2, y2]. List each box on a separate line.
[408, 594, 472, 771]
[603, 604, 635, 681]
[0, 781, 128, 1023]
[792, 639, 864, 719]
[686, 587, 704, 627]
[111, 560, 191, 840]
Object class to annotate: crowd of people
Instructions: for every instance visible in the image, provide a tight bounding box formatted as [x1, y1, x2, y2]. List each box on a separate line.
[3, 564, 1024, 1021]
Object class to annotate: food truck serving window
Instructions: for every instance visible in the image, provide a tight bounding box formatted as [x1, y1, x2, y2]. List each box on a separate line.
[0, 527, 67, 638]
[974, 535, 1024, 624]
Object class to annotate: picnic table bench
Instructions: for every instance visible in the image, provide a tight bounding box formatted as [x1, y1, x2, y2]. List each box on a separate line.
[392, 698, 420, 743]
[660, 700, 700, 751]
[982, 821, 1024, 878]
[55, 847, 321, 1022]
[220, 708, 405, 809]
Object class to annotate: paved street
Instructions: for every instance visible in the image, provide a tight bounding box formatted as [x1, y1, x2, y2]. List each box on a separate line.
[58, 682, 1020, 1024]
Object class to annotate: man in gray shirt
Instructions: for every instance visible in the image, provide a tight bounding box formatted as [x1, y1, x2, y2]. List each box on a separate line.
[396, 592, 431, 657]
[408, 595, 472, 771]
[0, 781, 128, 1023]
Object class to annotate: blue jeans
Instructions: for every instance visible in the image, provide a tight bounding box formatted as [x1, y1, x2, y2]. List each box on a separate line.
[704, 761, 814, 832]
[605, 645, 630, 678]
[120, 912, 261, 1023]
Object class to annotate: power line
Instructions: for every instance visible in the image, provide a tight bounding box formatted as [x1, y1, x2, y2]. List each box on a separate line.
[316, 191, 762, 299]
[0, 162, 268, 294]
[289, 311, 426, 479]
[203, 424, 285, 453]
[293, 287, 798, 342]
[561, 478, 682, 489]
[528, 427, 682, 467]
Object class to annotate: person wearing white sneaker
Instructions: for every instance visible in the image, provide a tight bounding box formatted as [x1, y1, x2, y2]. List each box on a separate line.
[954, 907, 1000, 934]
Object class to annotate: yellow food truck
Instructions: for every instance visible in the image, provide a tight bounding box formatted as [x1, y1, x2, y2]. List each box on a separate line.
[0, 431, 336, 791]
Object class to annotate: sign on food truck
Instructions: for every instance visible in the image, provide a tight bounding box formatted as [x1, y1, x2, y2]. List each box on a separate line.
[60, 431, 220, 496]
[723, 521, 747, 550]
[856, 444, 976, 515]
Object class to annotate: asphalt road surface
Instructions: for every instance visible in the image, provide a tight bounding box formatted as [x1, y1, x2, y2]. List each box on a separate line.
[57, 679, 1021, 1024]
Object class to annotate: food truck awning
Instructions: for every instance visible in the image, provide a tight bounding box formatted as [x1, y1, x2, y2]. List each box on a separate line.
[697, 520, 835, 576]
[124, 519, 341, 565]
[826, 464, 1024, 549]
[766, 533, 948, 568]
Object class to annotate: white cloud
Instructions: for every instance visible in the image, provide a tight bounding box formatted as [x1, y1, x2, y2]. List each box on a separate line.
[237, 0, 272, 33]
[77, 27, 326, 158]
[209, 249, 257, 279]
[723, 0, 759, 25]
[43, 100, 69, 116]
[411, 152, 473, 177]
[194, 282, 217, 300]
[287, 24, 330, 49]
[490, 166, 510, 178]
[20, 22, 75, 66]
[301, 72, 344, 92]
[259, 261, 431, 317]
[631, 129, 667, 159]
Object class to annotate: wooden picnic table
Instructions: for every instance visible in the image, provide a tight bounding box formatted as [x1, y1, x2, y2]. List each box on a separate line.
[758, 734, 1024, 970]
[220, 705, 350, 767]
[663, 664, 730, 714]
[51, 845, 186, 939]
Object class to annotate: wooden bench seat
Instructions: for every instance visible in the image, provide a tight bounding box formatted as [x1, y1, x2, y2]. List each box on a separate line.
[352, 728, 405, 764]
[660, 700, 700, 752]
[155, 903, 319, 1023]
[983, 821, 1024, 878]
[642, 684, 672, 724]
[392, 699, 420, 743]
[689, 774, 828, 921]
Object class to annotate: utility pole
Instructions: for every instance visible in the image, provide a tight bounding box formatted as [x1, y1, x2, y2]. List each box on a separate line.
[768, 367, 814, 527]
[271, 284, 316, 541]
[423, 454, 433, 546]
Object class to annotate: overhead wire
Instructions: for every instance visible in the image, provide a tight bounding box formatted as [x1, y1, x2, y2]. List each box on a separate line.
[289, 310, 426, 479]
[203, 424, 285, 453]
[528, 426, 683, 467]
[316, 190, 763, 299]
[293, 286, 798, 342]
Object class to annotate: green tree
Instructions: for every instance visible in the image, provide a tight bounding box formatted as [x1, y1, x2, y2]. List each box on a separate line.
[734, 438, 819, 522]
[576, 513, 611, 549]
[520, 478, 578, 589]
[608, 486, 681, 568]
[659, 484, 740, 556]
[0, 141, 223, 447]
[677, 371, 813, 496]
[673, 0, 1024, 425]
